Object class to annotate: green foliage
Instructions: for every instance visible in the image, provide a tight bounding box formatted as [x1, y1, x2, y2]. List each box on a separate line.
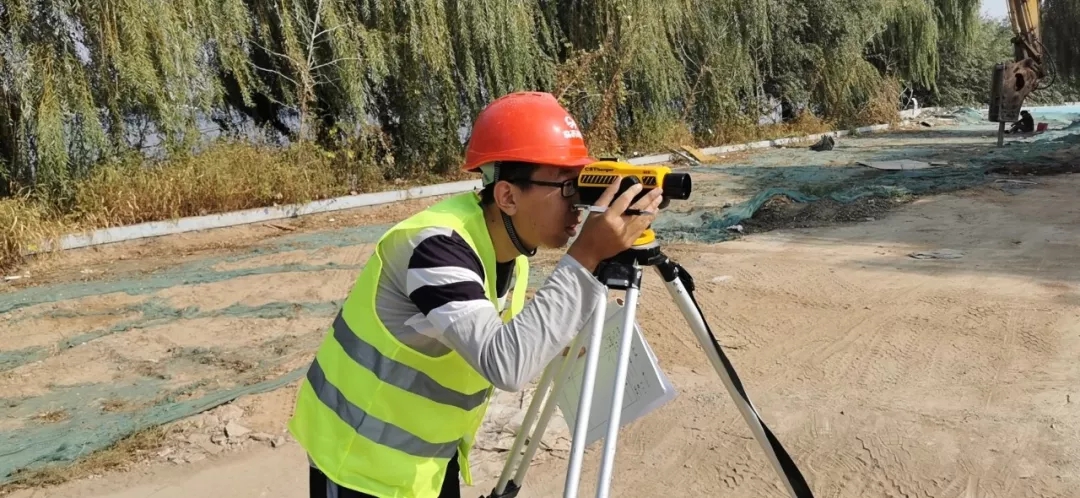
[926, 18, 1013, 106]
[1043, 0, 1080, 81]
[0, 0, 1075, 208]
[915, 11, 1080, 108]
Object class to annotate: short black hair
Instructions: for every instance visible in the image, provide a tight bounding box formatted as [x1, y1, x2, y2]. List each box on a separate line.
[479, 161, 542, 206]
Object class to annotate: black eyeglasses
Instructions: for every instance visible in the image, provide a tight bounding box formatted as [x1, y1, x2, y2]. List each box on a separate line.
[512, 179, 578, 198]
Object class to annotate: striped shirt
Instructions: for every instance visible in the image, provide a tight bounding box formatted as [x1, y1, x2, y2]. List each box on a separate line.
[374, 225, 607, 391]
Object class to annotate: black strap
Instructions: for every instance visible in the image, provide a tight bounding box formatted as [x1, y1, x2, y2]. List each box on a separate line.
[676, 263, 815, 498]
[502, 211, 536, 257]
[492, 164, 536, 258]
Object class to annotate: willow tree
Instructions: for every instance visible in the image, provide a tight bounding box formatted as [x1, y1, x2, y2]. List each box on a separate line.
[0, 0, 256, 199]
[1, 0, 1062, 203]
[366, 0, 554, 174]
[1043, 0, 1080, 80]
[545, 0, 715, 151]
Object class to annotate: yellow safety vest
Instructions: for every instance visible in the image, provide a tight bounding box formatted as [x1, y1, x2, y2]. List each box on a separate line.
[288, 191, 530, 498]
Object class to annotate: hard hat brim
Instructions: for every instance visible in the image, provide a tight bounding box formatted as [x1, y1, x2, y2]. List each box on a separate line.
[464, 155, 598, 173]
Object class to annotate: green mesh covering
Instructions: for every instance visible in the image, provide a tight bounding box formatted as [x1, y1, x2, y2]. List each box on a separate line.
[0, 225, 385, 483]
[2, 107, 1078, 484]
[655, 106, 1080, 243]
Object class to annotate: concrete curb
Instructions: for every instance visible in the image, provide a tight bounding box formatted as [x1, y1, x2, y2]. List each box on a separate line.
[49, 180, 483, 252]
[36, 122, 898, 254]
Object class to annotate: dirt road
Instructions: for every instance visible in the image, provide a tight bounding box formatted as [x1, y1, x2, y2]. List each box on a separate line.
[4, 165, 1079, 497]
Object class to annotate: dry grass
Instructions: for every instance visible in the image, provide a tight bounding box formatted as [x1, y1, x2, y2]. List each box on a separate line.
[72, 142, 349, 228]
[0, 112, 887, 274]
[100, 398, 133, 413]
[0, 196, 65, 272]
[614, 112, 840, 159]
[0, 139, 453, 272]
[723, 113, 836, 145]
[856, 77, 904, 127]
[826, 75, 904, 130]
[0, 425, 172, 493]
[33, 409, 71, 423]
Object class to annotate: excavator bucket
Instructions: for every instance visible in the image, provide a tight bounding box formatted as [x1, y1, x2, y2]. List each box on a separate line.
[989, 0, 1047, 124]
[989, 59, 1040, 123]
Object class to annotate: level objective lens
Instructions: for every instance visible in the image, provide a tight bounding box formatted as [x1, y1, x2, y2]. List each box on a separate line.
[662, 172, 692, 200]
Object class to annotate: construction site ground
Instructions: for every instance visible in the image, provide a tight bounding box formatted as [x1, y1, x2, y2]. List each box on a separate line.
[3, 106, 1080, 497]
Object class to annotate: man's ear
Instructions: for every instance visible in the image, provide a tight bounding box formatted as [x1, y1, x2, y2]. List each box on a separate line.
[493, 181, 520, 216]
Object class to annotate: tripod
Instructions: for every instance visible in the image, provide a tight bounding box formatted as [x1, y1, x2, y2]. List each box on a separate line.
[482, 229, 815, 498]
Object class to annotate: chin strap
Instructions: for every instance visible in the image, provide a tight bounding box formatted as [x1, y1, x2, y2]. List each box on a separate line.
[502, 211, 537, 257]
[486, 163, 537, 258]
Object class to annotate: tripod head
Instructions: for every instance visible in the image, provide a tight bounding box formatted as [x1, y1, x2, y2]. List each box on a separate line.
[588, 228, 667, 293]
[600, 229, 665, 269]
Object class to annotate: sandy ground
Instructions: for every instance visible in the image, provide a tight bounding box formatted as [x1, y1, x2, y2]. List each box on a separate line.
[3, 156, 1080, 496]
[0, 112, 1075, 496]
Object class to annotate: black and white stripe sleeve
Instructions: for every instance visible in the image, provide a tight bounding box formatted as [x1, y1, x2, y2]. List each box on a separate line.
[406, 230, 494, 332]
[400, 228, 608, 393]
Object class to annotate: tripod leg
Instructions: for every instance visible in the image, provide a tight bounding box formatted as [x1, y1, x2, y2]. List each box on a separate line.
[488, 333, 586, 498]
[512, 333, 585, 486]
[492, 357, 559, 494]
[594, 269, 642, 498]
[655, 264, 813, 498]
[563, 297, 610, 498]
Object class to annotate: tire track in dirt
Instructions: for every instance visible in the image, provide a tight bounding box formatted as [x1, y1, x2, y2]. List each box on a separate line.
[688, 207, 1080, 497]
[853, 319, 919, 391]
[789, 274, 928, 385]
[854, 433, 937, 498]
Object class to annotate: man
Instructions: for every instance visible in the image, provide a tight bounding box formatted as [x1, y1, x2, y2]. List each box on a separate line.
[288, 91, 664, 498]
[1008, 110, 1035, 134]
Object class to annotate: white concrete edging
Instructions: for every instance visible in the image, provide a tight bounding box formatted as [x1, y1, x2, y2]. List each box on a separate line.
[40, 122, 896, 253]
[47, 179, 482, 252]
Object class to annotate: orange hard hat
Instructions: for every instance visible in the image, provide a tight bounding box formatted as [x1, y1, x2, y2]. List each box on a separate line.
[462, 91, 596, 172]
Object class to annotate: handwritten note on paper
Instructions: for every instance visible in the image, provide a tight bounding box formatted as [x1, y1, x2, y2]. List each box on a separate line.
[554, 300, 677, 448]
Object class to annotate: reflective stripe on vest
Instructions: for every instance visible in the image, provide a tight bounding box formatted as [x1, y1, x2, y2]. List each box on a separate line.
[305, 357, 463, 458]
[288, 192, 530, 498]
[320, 311, 490, 413]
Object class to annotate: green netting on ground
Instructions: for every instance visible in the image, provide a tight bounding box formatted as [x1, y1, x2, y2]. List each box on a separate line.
[653, 164, 993, 244]
[0, 369, 308, 483]
[0, 225, 391, 484]
[1, 107, 1078, 484]
[0, 215, 567, 484]
[654, 107, 1080, 244]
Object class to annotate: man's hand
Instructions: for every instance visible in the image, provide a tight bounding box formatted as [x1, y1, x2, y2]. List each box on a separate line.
[567, 177, 663, 272]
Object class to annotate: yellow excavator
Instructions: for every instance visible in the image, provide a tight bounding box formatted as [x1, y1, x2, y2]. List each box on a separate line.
[989, 0, 1056, 144]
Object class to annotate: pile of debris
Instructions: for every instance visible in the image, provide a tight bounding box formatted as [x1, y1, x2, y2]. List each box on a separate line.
[462, 388, 574, 480]
[153, 404, 289, 465]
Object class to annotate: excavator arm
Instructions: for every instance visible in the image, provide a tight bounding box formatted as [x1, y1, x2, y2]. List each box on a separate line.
[989, 0, 1048, 124]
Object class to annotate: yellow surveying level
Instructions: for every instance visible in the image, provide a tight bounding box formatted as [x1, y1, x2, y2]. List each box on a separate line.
[575, 160, 692, 249]
[576, 160, 692, 210]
